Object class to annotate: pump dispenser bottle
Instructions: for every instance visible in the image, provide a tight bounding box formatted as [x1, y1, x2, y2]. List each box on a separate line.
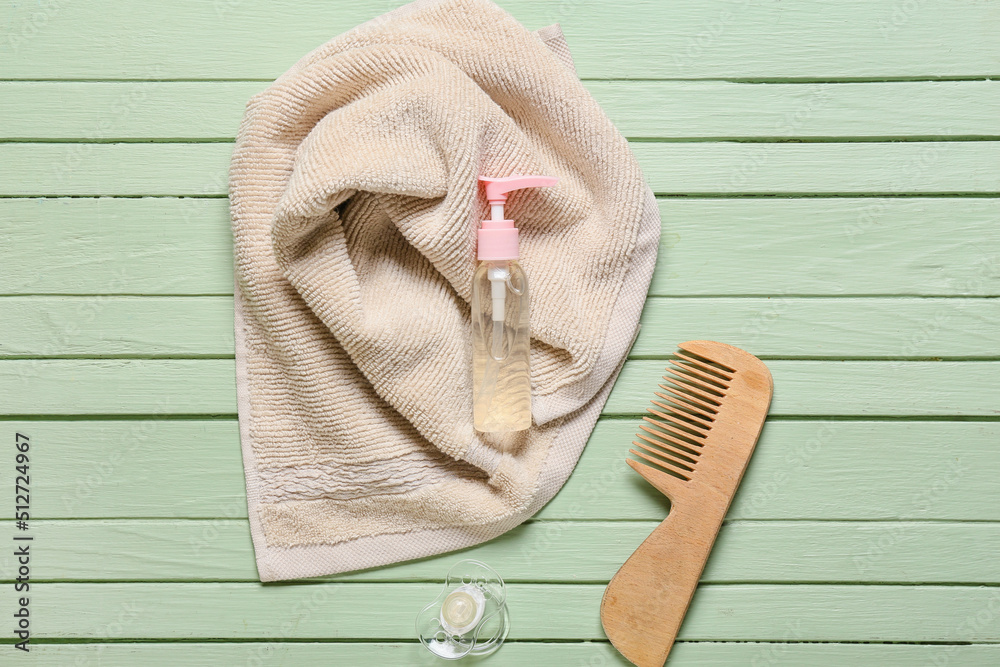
[472, 175, 557, 433]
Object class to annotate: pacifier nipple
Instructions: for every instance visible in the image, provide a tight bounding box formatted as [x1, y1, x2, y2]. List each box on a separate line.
[441, 586, 485, 635]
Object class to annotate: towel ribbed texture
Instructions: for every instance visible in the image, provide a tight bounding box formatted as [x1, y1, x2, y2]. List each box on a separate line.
[229, 0, 660, 581]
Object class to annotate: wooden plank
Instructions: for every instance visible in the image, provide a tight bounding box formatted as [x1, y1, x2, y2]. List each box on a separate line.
[0, 198, 235, 296]
[13, 642, 1000, 667]
[3, 197, 997, 297]
[635, 297, 1000, 358]
[653, 198, 1000, 297]
[3, 519, 997, 585]
[11, 419, 998, 521]
[589, 80, 1000, 140]
[608, 360, 1000, 417]
[3, 142, 999, 196]
[0, 359, 240, 415]
[4, 295, 999, 359]
[2, 0, 995, 658]
[3, 81, 998, 140]
[1, 358, 995, 416]
[0, 143, 230, 196]
[0, 297, 238, 357]
[558, 421, 999, 522]
[0, 81, 266, 141]
[2, 0, 998, 80]
[632, 141, 1000, 195]
[13, 582, 1000, 641]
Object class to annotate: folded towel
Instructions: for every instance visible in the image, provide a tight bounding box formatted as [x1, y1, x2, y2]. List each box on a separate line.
[229, 0, 660, 581]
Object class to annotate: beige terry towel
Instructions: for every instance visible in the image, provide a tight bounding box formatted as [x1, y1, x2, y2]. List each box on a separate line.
[229, 0, 660, 581]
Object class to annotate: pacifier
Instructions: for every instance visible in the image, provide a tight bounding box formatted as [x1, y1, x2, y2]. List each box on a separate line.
[416, 559, 509, 659]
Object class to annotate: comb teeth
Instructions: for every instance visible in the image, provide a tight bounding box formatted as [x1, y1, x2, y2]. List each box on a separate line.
[629, 350, 734, 481]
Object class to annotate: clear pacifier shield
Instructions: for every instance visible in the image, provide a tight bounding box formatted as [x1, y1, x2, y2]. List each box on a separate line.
[416, 559, 510, 659]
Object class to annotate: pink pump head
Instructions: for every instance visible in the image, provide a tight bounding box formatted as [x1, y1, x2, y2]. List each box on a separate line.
[481, 175, 559, 205]
[477, 175, 558, 261]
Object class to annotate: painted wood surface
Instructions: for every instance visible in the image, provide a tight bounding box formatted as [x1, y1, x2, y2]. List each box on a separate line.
[6, 582, 1000, 642]
[3, 197, 999, 297]
[4, 295, 1000, 358]
[3, 0, 998, 79]
[1, 0, 998, 663]
[4, 197, 997, 297]
[2, 358, 997, 416]
[4, 519, 999, 585]
[9, 642, 1000, 667]
[4, 141, 1000, 196]
[3, 81, 999, 140]
[5, 420, 996, 521]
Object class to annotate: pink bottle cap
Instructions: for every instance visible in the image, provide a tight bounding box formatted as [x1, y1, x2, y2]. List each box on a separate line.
[478, 219, 520, 261]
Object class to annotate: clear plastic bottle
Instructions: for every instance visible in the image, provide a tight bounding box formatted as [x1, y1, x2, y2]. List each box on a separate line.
[472, 175, 557, 433]
[472, 259, 530, 432]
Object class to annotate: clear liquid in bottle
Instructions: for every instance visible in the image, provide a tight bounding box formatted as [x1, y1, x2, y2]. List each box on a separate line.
[472, 260, 530, 432]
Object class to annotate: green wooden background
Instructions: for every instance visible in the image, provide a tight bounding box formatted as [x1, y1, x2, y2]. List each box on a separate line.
[1, 0, 999, 664]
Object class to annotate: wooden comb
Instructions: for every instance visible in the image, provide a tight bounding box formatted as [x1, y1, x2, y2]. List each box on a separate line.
[600, 340, 773, 666]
